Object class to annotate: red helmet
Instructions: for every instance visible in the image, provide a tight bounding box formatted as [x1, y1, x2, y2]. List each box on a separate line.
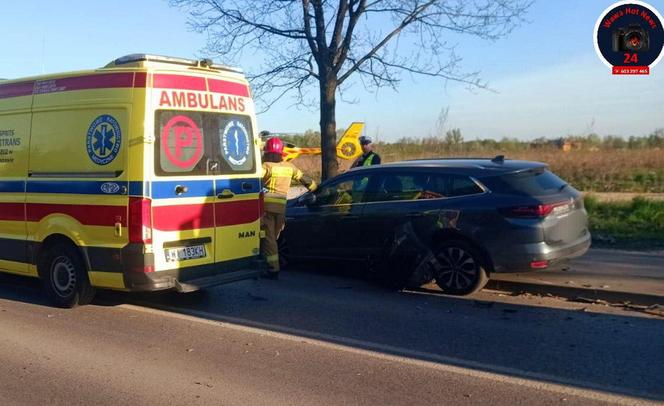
[265, 137, 284, 154]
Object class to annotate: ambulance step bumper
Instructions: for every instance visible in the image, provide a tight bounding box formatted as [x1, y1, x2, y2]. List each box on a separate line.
[123, 257, 266, 292]
[174, 269, 260, 293]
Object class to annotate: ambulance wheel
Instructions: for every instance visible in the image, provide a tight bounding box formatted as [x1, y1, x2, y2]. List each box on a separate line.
[40, 243, 96, 308]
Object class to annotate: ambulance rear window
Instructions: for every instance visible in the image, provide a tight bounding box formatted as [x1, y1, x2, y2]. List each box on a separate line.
[155, 110, 255, 176]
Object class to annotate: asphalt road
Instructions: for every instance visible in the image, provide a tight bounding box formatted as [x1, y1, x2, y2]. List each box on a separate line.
[0, 270, 662, 405]
[492, 248, 664, 296]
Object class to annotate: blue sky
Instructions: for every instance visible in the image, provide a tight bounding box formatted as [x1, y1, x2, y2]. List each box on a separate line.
[1, 0, 662, 141]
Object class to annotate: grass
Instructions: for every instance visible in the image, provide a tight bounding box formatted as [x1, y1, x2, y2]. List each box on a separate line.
[584, 196, 664, 250]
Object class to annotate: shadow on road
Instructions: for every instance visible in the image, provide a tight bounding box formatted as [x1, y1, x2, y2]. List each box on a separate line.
[1, 269, 662, 402]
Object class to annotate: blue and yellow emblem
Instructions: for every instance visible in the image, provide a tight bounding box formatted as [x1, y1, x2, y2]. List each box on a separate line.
[221, 119, 250, 167]
[86, 115, 121, 165]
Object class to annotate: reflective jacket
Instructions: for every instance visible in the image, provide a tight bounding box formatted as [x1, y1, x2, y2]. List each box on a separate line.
[351, 151, 381, 168]
[262, 161, 316, 213]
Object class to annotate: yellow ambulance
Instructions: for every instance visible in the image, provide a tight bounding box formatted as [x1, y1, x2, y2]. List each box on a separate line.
[0, 54, 265, 307]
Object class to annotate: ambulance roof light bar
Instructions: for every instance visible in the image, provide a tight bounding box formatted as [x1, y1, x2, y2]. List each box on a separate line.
[109, 54, 243, 73]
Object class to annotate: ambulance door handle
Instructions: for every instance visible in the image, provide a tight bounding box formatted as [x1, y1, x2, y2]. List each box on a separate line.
[217, 189, 235, 199]
[175, 185, 188, 195]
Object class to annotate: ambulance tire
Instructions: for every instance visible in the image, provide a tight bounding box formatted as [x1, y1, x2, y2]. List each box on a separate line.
[40, 243, 96, 308]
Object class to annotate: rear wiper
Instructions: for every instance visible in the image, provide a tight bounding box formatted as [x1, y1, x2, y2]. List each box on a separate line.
[558, 183, 569, 191]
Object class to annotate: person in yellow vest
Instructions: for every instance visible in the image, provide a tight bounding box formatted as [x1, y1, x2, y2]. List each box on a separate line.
[261, 137, 317, 279]
[351, 135, 381, 168]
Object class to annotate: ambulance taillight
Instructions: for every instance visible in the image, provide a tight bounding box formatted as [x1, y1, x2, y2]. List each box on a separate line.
[129, 197, 153, 244]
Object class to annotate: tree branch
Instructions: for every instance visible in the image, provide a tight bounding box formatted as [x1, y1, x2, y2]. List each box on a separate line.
[338, 0, 437, 84]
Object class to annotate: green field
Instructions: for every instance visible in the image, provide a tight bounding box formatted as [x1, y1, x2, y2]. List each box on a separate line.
[585, 196, 664, 250]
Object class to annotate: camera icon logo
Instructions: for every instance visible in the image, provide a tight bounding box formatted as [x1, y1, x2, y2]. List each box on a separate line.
[612, 24, 650, 52]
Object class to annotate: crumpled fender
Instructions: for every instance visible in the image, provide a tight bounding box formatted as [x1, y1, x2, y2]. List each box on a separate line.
[381, 209, 462, 287]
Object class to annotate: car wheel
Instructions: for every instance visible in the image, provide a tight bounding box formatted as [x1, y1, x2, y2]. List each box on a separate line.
[277, 235, 290, 270]
[433, 240, 488, 296]
[40, 243, 95, 308]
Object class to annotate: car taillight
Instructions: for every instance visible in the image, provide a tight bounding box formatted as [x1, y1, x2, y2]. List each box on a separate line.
[530, 260, 548, 269]
[501, 201, 569, 218]
[129, 197, 152, 244]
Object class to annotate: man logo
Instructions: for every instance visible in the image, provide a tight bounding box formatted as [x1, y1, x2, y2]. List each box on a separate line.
[238, 230, 256, 239]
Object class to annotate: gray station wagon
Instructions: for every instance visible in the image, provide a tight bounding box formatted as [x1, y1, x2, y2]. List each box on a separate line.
[280, 157, 591, 295]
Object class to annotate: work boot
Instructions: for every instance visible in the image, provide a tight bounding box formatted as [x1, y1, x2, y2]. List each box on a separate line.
[260, 270, 279, 280]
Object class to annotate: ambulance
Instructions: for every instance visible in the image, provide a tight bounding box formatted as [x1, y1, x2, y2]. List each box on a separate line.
[0, 54, 265, 307]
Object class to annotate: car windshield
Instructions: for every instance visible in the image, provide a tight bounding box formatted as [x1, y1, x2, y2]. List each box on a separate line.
[154, 110, 255, 176]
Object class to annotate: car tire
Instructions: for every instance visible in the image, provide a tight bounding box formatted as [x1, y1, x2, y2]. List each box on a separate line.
[39, 243, 95, 308]
[433, 240, 489, 296]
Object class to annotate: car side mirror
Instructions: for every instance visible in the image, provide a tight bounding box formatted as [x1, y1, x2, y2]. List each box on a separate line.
[298, 193, 317, 206]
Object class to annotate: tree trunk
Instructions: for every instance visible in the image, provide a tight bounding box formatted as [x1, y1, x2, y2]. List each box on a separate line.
[319, 76, 339, 181]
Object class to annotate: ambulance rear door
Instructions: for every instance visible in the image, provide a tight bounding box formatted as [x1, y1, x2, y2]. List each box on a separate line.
[152, 109, 218, 271]
[213, 115, 261, 264]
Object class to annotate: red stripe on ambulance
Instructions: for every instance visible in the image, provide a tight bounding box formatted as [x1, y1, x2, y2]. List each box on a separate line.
[134, 72, 148, 88]
[33, 73, 135, 94]
[153, 74, 207, 91]
[0, 81, 35, 99]
[215, 200, 260, 227]
[0, 72, 147, 99]
[152, 204, 215, 231]
[208, 79, 250, 97]
[152, 200, 260, 231]
[25, 204, 126, 227]
[0, 203, 25, 221]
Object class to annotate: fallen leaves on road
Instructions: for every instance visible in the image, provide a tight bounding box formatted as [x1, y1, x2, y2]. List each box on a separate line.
[570, 297, 664, 317]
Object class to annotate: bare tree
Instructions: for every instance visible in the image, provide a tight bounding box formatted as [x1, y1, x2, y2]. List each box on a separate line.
[170, 0, 531, 180]
[435, 106, 450, 138]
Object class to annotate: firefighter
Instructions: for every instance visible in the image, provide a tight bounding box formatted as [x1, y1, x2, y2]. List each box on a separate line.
[351, 135, 381, 168]
[260, 137, 317, 279]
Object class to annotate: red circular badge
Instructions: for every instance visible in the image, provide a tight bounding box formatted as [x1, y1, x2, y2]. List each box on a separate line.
[161, 115, 203, 169]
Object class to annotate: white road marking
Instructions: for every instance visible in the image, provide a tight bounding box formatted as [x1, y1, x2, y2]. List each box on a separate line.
[119, 303, 656, 405]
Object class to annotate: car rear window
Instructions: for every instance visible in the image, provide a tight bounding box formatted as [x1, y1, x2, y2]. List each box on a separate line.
[155, 110, 255, 176]
[481, 168, 567, 196]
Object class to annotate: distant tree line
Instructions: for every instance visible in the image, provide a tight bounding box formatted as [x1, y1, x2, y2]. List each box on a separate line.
[277, 128, 664, 152]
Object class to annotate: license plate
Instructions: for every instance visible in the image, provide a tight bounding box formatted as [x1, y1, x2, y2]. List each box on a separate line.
[553, 203, 572, 215]
[164, 245, 206, 262]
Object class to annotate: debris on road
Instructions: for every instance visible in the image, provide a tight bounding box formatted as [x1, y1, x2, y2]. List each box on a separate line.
[644, 304, 664, 317]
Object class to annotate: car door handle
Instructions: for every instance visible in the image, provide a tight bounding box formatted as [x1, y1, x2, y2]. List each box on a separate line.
[217, 189, 235, 199]
[341, 215, 359, 220]
[407, 212, 424, 218]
